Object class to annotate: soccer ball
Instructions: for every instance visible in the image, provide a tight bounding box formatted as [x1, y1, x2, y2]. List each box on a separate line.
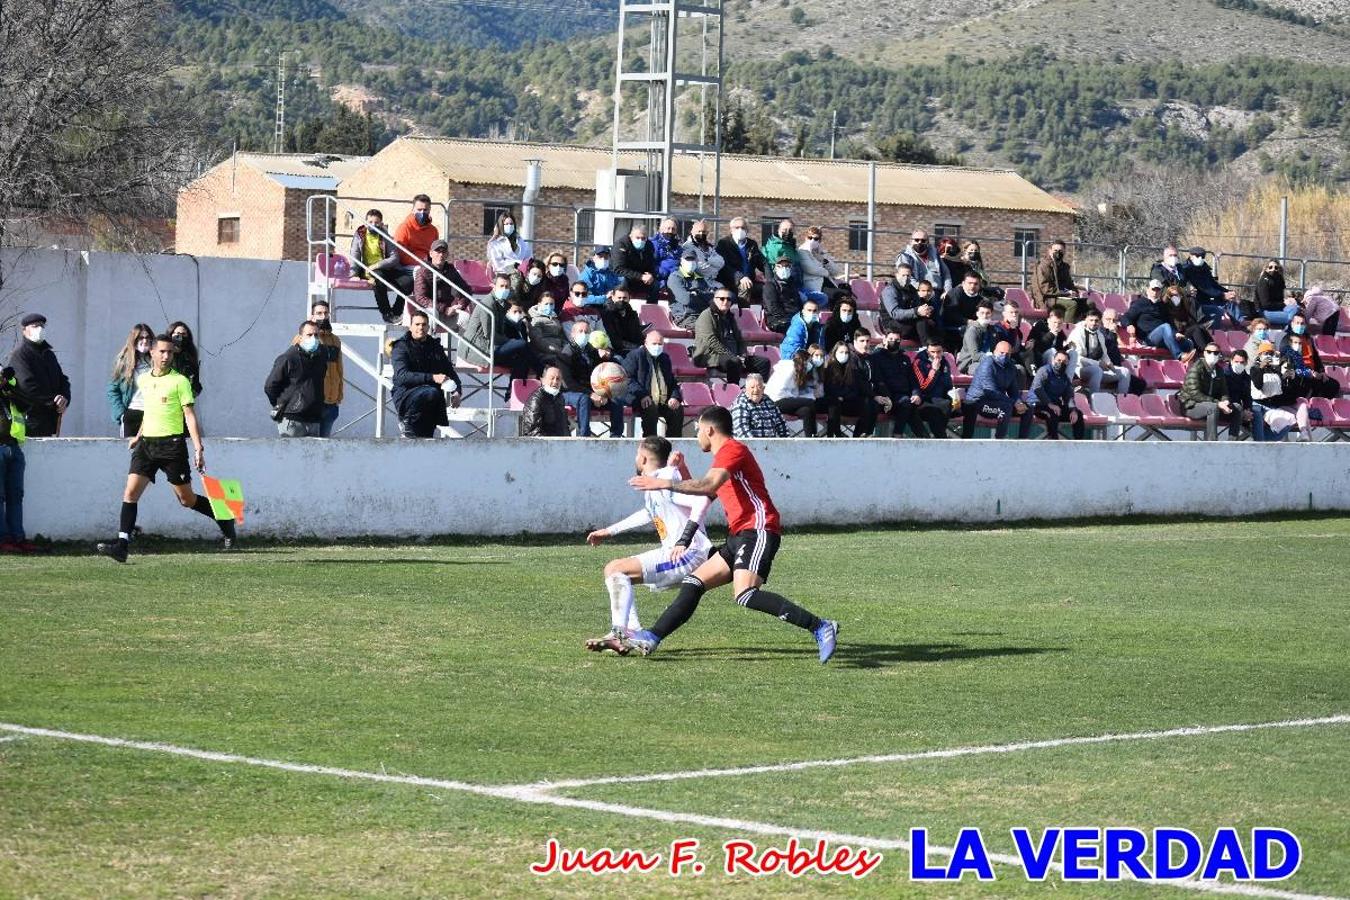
[590, 361, 627, 398]
[588, 330, 611, 350]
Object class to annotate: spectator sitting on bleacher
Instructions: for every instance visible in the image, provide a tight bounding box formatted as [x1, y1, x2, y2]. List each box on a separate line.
[561, 280, 597, 323]
[1223, 349, 1256, 440]
[522, 259, 551, 306]
[624, 331, 684, 437]
[944, 272, 986, 335]
[1254, 260, 1297, 326]
[1243, 317, 1273, 362]
[518, 366, 570, 437]
[600, 287, 644, 356]
[763, 218, 800, 271]
[1164, 283, 1215, 356]
[693, 288, 769, 384]
[393, 193, 438, 271]
[1098, 307, 1148, 394]
[1179, 343, 1240, 441]
[349, 208, 405, 323]
[884, 265, 942, 349]
[766, 346, 824, 437]
[798, 226, 844, 298]
[870, 324, 924, 438]
[896, 230, 952, 295]
[762, 254, 806, 334]
[1030, 240, 1083, 322]
[681, 219, 725, 284]
[540, 252, 571, 304]
[1180, 247, 1238, 326]
[391, 309, 461, 439]
[1024, 304, 1074, 375]
[1029, 348, 1086, 440]
[668, 248, 715, 330]
[1248, 343, 1301, 442]
[613, 224, 658, 297]
[559, 320, 624, 438]
[528, 295, 568, 369]
[1151, 246, 1185, 290]
[993, 301, 1031, 385]
[731, 373, 789, 438]
[780, 298, 824, 360]
[1300, 286, 1342, 335]
[412, 239, 474, 331]
[715, 216, 765, 306]
[463, 276, 543, 381]
[822, 336, 881, 438]
[912, 336, 955, 438]
[1123, 279, 1194, 361]
[961, 340, 1033, 440]
[958, 300, 997, 375]
[1281, 315, 1339, 400]
[486, 212, 531, 288]
[579, 246, 622, 307]
[652, 218, 683, 282]
[822, 295, 865, 350]
[1068, 308, 1129, 395]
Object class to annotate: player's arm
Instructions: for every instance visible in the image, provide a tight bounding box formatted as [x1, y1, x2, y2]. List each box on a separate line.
[585, 508, 649, 546]
[183, 403, 205, 472]
[630, 467, 729, 497]
[669, 492, 712, 560]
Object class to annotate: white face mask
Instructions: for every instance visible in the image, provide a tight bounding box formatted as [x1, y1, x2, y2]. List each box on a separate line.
[542, 383, 560, 396]
[1170, 295, 1182, 307]
[646, 344, 664, 358]
[573, 332, 590, 346]
[1164, 255, 1178, 266]
[680, 261, 696, 275]
[493, 287, 512, 301]
[805, 239, 821, 252]
[506, 311, 523, 324]
[775, 267, 792, 280]
[1231, 362, 1247, 374]
[503, 224, 515, 236]
[25, 326, 44, 343]
[840, 311, 854, 323]
[732, 228, 747, 242]
[834, 350, 849, 364]
[1204, 352, 1221, 365]
[526, 272, 542, 286]
[136, 339, 151, 353]
[802, 312, 817, 324]
[594, 258, 609, 271]
[548, 264, 565, 277]
[1190, 255, 1205, 266]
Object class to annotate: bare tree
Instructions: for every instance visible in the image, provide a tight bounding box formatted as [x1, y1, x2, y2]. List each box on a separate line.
[1077, 164, 1254, 251]
[0, 0, 203, 294]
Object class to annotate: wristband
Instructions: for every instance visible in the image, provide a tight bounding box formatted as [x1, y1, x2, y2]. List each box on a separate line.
[678, 522, 699, 548]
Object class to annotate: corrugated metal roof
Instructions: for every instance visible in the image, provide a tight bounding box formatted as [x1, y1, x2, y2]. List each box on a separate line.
[235, 153, 371, 187]
[397, 137, 1074, 214]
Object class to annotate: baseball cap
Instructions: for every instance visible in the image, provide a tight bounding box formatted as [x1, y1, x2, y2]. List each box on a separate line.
[1147, 279, 1164, 290]
[680, 248, 698, 260]
[1189, 247, 1207, 256]
[429, 239, 449, 252]
[592, 245, 611, 256]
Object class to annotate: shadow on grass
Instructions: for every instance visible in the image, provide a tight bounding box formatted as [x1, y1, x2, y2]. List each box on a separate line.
[298, 558, 509, 566]
[658, 642, 1066, 669]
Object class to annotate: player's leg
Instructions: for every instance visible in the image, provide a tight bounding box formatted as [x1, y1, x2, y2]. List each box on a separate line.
[728, 531, 839, 663]
[623, 550, 731, 655]
[602, 556, 644, 632]
[99, 473, 151, 562]
[169, 470, 237, 544]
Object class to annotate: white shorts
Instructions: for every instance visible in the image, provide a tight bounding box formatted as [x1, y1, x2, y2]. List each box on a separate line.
[636, 545, 710, 591]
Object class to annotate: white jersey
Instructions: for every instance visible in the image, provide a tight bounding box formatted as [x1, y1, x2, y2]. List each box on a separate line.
[605, 465, 711, 553]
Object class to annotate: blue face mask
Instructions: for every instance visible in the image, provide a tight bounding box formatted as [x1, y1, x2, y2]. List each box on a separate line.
[1292, 323, 1306, 335]
[1254, 328, 1268, 341]
[632, 238, 646, 250]
[300, 336, 320, 353]
[493, 287, 512, 301]
[993, 353, 1009, 365]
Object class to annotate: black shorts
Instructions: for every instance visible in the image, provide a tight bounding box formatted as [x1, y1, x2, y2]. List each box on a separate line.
[129, 435, 191, 486]
[715, 529, 781, 582]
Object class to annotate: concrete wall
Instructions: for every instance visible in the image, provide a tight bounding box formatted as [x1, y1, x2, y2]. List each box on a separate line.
[21, 437, 1350, 541]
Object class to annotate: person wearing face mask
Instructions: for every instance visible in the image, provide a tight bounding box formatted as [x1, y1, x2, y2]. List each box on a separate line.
[652, 217, 684, 282]
[679, 219, 725, 283]
[1280, 315, 1339, 401]
[1029, 348, 1086, 440]
[600, 287, 644, 355]
[165, 322, 203, 397]
[1098, 308, 1149, 395]
[1253, 260, 1297, 326]
[390, 309, 462, 439]
[290, 302, 344, 437]
[668, 248, 716, 330]
[349, 208, 406, 323]
[518, 366, 571, 437]
[264, 320, 328, 437]
[393, 193, 440, 270]
[1067, 309, 1128, 395]
[1299, 285, 1341, 336]
[8, 313, 71, 438]
[912, 336, 955, 438]
[822, 296, 865, 350]
[992, 301, 1032, 387]
[779, 299, 824, 360]
[761, 255, 806, 334]
[612, 224, 659, 297]
[1246, 342, 1301, 442]
[821, 339, 879, 438]
[107, 324, 156, 437]
[1222, 350, 1256, 440]
[558, 320, 625, 438]
[961, 339, 1034, 439]
[1022, 303, 1076, 378]
[1122, 280, 1193, 361]
[762, 219, 801, 273]
[715, 215, 765, 305]
[1243, 317, 1274, 361]
[896, 229, 952, 294]
[693, 290, 770, 385]
[1163, 285, 1214, 358]
[870, 324, 925, 438]
[539, 253, 572, 309]
[1031, 240, 1083, 322]
[527, 293, 568, 369]
[580, 246, 623, 307]
[463, 276, 544, 381]
[1179, 247, 1238, 326]
[623, 332, 684, 437]
[1150, 246, 1185, 289]
[411, 239, 474, 332]
[766, 347, 825, 437]
[958, 300, 998, 375]
[486, 212, 531, 285]
[1178, 343, 1240, 441]
[796, 225, 843, 296]
[942, 239, 970, 287]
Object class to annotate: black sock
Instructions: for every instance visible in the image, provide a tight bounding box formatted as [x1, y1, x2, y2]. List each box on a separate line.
[190, 495, 236, 538]
[736, 587, 821, 632]
[118, 502, 137, 545]
[649, 576, 705, 640]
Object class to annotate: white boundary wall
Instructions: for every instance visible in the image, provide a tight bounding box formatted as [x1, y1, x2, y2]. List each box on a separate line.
[22, 437, 1350, 540]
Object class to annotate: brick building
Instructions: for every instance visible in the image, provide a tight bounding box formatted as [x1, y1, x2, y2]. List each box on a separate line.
[335, 136, 1077, 282]
[176, 153, 370, 260]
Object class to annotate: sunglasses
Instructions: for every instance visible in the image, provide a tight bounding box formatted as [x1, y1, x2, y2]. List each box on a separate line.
[571, 291, 587, 297]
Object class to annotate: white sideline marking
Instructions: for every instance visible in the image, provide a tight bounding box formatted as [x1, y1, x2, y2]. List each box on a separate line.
[0, 735, 23, 744]
[526, 714, 1350, 790]
[0, 721, 1344, 900]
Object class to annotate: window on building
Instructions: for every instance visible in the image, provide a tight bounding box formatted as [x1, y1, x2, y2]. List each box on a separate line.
[760, 219, 776, 245]
[217, 217, 240, 244]
[483, 204, 514, 236]
[1013, 228, 1041, 262]
[933, 223, 962, 239]
[575, 208, 595, 248]
[847, 220, 870, 253]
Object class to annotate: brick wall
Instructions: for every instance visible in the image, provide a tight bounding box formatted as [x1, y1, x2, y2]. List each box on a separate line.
[175, 160, 290, 260]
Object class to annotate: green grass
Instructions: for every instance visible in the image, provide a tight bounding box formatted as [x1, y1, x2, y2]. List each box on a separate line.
[2, 518, 1349, 897]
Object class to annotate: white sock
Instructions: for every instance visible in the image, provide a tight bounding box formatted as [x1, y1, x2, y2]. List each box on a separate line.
[605, 572, 637, 631]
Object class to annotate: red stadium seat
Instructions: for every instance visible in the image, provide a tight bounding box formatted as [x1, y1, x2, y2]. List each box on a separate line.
[639, 304, 691, 338]
[508, 378, 539, 410]
[1160, 359, 1188, 388]
[1314, 335, 1350, 365]
[736, 308, 778, 344]
[1136, 359, 1166, 390]
[1332, 399, 1350, 429]
[1101, 293, 1129, 315]
[314, 252, 371, 291]
[757, 345, 781, 366]
[1004, 288, 1031, 308]
[713, 383, 742, 407]
[850, 279, 879, 310]
[1075, 392, 1108, 429]
[681, 382, 715, 414]
[454, 259, 493, 294]
[1117, 331, 1170, 360]
[664, 342, 704, 377]
[944, 352, 971, 388]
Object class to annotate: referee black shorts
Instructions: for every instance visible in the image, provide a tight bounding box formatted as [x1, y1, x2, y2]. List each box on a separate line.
[129, 435, 191, 486]
[715, 529, 781, 582]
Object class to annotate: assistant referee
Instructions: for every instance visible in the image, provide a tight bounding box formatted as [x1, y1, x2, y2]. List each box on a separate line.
[97, 334, 236, 562]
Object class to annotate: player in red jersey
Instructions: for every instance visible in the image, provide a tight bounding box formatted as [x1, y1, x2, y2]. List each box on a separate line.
[624, 405, 839, 663]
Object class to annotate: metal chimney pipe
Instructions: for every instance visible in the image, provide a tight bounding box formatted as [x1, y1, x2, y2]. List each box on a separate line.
[522, 159, 543, 245]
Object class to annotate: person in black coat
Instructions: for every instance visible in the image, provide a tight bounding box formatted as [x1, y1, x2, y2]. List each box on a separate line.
[600, 288, 645, 356]
[911, 335, 955, 438]
[167, 322, 203, 397]
[7, 313, 71, 437]
[821, 336, 879, 437]
[623, 332, 684, 437]
[870, 324, 925, 438]
[263, 321, 329, 437]
[760, 263, 804, 333]
[821, 295, 865, 350]
[715, 216, 765, 306]
[611, 225, 659, 297]
[558, 320, 625, 437]
[391, 309, 462, 438]
[518, 366, 571, 437]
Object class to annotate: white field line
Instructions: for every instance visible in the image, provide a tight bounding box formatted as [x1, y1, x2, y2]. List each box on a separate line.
[0, 735, 23, 744]
[524, 714, 1350, 791]
[1, 721, 1346, 899]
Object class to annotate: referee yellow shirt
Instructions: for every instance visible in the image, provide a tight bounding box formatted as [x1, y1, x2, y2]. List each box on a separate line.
[136, 370, 195, 437]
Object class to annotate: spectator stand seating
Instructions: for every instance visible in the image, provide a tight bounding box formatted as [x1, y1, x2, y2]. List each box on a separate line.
[849, 279, 879, 311]
[639, 304, 692, 339]
[314, 252, 371, 293]
[454, 259, 494, 295]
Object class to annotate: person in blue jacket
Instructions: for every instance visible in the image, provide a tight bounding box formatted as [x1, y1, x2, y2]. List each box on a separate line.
[779, 299, 825, 360]
[962, 340, 1033, 439]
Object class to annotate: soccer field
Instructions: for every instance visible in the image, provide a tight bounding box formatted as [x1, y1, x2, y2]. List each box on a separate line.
[2, 517, 1348, 898]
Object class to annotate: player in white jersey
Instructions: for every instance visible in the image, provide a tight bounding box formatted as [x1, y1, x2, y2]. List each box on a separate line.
[583, 436, 711, 653]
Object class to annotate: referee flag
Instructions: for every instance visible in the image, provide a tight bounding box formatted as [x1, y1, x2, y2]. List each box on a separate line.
[201, 475, 245, 524]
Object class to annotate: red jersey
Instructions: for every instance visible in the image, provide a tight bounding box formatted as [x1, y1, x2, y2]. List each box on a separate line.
[711, 439, 781, 535]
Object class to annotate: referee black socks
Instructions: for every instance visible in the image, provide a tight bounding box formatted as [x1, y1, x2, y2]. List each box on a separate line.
[118, 502, 137, 546]
[190, 495, 236, 538]
[735, 587, 822, 633]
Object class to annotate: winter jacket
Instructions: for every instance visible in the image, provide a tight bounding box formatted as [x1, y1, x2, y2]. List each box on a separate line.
[966, 354, 1020, 405]
[392, 213, 439, 267]
[869, 346, 919, 399]
[1067, 322, 1116, 368]
[290, 328, 344, 405]
[107, 357, 149, 425]
[622, 347, 683, 408]
[7, 338, 71, 434]
[1030, 362, 1073, 408]
[264, 344, 327, 422]
[667, 270, 714, 326]
[822, 355, 874, 403]
[462, 298, 509, 360]
[579, 261, 624, 303]
[1022, 319, 1067, 371]
[1301, 288, 1340, 329]
[1280, 332, 1324, 373]
[600, 299, 645, 355]
[486, 234, 531, 276]
[779, 313, 825, 361]
[558, 340, 605, 394]
[715, 236, 764, 292]
[1150, 259, 1185, 289]
[412, 259, 474, 315]
[765, 358, 822, 402]
[651, 233, 684, 282]
[1180, 259, 1228, 302]
[879, 279, 920, 331]
[680, 236, 725, 283]
[518, 387, 570, 437]
[762, 233, 800, 270]
[912, 351, 954, 403]
[1178, 359, 1228, 410]
[822, 312, 864, 351]
[957, 321, 995, 374]
[731, 393, 788, 438]
[942, 286, 984, 328]
[611, 237, 658, 294]
[692, 307, 745, 368]
[798, 245, 842, 293]
[528, 305, 569, 365]
[761, 271, 804, 332]
[1030, 255, 1076, 309]
[348, 224, 400, 278]
[1122, 295, 1175, 338]
[1255, 271, 1286, 312]
[390, 332, 460, 410]
[896, 247, 952, 294]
